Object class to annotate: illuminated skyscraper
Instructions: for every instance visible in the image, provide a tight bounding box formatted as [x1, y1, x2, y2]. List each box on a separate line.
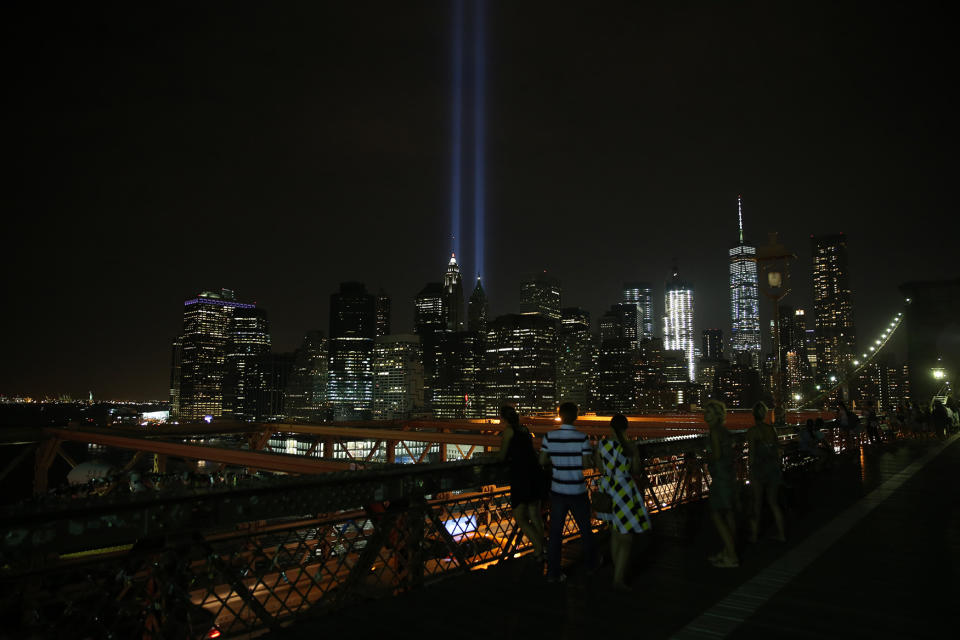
[664, 268, 696, 382]
[485, 313, 557, 414]
[520, 272, 561, 321]
[328, 282, 376, 421]
[623, 283, 654, 341]
[729, 196, 762, 370]
[172, 289, 256, 422]
[443, 253, 464, 331]
[812, 234, 856, 380]
[557, 307, 592, 408]
[373, 334, 424, 420]
[223, 307, 272, 421]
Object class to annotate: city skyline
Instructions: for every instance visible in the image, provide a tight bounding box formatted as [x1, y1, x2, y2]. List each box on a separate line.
[3, 2, 955, 399]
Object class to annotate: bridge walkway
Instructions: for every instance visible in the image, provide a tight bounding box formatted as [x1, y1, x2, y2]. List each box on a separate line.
[273, 434, 958, 639]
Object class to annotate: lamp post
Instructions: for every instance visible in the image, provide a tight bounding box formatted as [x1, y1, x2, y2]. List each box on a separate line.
[756, 232, 796, 425]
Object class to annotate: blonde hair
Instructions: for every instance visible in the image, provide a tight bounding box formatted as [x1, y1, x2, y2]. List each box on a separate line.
[704, 400, 726, 423]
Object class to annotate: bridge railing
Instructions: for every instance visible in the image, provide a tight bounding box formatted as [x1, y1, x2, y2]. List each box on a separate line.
[0, 426, 840, 638]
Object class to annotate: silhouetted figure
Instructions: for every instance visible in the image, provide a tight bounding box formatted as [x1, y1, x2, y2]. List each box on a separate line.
[703, 400, 739, 568]
[594, 414, 650, 590]
[747, 402, 786, 543]
[539, 402, 597, 583]
[497, 405, 547, 562]
[931, 400, 949, 440]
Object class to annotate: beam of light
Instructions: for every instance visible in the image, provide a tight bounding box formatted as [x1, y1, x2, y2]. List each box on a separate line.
[473, 0, 486, 281]
[450, 0, 464, 259]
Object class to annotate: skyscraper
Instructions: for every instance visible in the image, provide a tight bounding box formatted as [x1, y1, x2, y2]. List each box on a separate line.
[328, 282, 376, 421]
[373, 334, 424, 420]
[467, 276, 489, 334]
[664, 268, 696, 382]
[171, 289, 256, 422]
[702, 329, 724, 360]
[443, 253, 464, 332]
[599, 303, 640, 350]
[485, 313, 557, 414]
[223, 307, 272, 421]
[284, 330, 329, 422]
[557, 307, 592, 408]
[812, 234, 856, 380]
[416, 255, 469, 413]
[729, 196, 762, 370]
[375, 289, 391, 338]
[623, 283, 654, 341]
[597, 336, 636, 414]
[414, 282, 446, 336]
[520, 272, 561, 321]
[431, 331, 483, 418]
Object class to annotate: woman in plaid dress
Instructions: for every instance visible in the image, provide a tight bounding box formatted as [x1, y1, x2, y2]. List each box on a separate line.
[594, 414, 650, 590]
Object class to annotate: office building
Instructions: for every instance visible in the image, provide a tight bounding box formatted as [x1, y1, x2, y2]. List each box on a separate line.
[812, 233, 856, 380]
[375, 290, 391, 338]
[443, 253, 465, 331]
[556, 307, 592, 408]
[623, 283, 654, 342]
[600, 303, 640, 350]
[729, 196, 762, 370]
[485, 313, 557, 415]
[285, 330, 329, 422]
[467, 276, 489, 334]
[520, 272, 561, 321]
[431, 331, 483, 418]
[664, 267, 696, 382]
[328, 282, 376, 421]
[171, 289, 255, 422]
[223, 307, 272, 421]
[702, 329, 724, 360]
[373, 334, 424, 420]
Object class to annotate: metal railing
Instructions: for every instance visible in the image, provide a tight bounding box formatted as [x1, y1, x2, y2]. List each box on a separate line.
[1, 422, 904, 638]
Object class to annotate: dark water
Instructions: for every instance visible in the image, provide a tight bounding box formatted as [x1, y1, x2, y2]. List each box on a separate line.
[0, 402, 168, 505]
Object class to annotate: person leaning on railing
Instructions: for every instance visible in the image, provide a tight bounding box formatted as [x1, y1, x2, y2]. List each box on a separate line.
[496, 405, 547, 563]
[747, 402, 786, 544]
[703, 400, 740, 569]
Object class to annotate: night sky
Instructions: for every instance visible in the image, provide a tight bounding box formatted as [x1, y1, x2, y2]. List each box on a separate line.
[4, 2, 956, 400]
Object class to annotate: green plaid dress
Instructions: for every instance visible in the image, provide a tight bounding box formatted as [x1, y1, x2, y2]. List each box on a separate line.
[597, 438, 651, 534]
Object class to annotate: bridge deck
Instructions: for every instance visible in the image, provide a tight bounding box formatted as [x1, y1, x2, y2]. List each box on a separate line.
[273, 435, 958, 639]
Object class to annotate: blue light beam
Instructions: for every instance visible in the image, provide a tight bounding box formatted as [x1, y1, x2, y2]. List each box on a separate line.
[450, 0, 464, 259]
[473, 0, 486, 281]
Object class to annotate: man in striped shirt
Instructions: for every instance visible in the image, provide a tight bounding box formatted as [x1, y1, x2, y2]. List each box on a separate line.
[539, 401, 598, 582]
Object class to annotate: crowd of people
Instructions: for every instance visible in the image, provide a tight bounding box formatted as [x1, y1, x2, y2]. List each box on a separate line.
[498, 394, 955, 586]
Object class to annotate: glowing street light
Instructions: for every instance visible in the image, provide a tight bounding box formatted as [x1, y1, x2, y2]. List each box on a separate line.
[932, 367, 946, 380]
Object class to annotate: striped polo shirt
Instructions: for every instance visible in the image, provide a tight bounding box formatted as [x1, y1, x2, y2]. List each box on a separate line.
[541, 423, 592, 495]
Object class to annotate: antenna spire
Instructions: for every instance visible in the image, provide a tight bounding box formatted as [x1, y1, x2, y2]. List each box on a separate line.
[737, 194, 744, 244]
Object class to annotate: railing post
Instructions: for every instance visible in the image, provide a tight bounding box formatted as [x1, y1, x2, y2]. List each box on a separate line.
[33, 437, 58, 495]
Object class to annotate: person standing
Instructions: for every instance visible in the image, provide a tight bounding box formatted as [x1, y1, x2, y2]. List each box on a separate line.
[704, 400, 740, 568]
[539, 401, 597, 583]
[747, 402, 786, 543]
[594, 414, 651, 590]
[497, 405, 547, 562]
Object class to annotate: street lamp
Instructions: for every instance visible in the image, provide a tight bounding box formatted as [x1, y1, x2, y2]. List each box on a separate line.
[756, 232, 796, 425]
